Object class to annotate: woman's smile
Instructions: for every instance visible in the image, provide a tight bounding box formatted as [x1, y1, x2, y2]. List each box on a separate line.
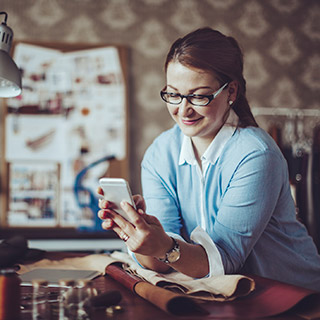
[181, 117, 203, 125]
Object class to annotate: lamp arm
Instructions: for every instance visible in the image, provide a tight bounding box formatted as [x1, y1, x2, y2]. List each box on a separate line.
[0, 12, 8, 24]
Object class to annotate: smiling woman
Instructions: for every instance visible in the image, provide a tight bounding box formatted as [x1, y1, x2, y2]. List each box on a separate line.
[98, 27, 320, 292]
[164, 63, 234, 156]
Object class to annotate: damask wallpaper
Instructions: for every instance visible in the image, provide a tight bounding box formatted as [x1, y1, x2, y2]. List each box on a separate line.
[1, 0, 319, 193]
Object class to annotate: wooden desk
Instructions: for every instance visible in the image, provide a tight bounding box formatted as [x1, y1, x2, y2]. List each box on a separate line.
[21, 275, 181, 320]
[19, 252, 320, 320]
[19, 273, 320, 320]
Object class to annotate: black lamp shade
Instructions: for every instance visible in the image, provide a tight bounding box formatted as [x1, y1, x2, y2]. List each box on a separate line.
[0, 13, 22, 98]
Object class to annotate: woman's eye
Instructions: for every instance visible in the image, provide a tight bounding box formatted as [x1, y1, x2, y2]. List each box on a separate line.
[167, 93, 179, 97]
[192, 95, 206, 100]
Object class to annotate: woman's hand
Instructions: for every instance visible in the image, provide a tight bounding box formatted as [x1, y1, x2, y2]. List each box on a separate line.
[97, 186, 146, 212]
[97, 187, 172, 259]
[97, 188, 209, 277]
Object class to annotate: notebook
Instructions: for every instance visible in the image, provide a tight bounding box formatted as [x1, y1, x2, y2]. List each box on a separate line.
[19, 268, 101, 287]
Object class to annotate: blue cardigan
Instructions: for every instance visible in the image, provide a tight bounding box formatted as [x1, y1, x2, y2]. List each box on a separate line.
[141, 124, 320, 291]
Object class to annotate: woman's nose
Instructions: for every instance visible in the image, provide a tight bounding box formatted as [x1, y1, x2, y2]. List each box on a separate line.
[178, 99, 193, 117]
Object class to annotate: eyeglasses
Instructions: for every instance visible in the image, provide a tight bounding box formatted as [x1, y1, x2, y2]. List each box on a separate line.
[160, 82, 229, 107]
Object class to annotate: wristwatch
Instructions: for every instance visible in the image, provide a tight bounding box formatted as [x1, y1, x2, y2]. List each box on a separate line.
[158, 237, 181, 264]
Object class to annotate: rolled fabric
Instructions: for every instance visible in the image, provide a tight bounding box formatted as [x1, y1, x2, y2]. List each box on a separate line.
[105, 263, 142, 292]
[105, 263, 208, 316]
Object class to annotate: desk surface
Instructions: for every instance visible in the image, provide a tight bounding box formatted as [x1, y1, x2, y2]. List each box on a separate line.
[20, 275, 183, 320]
[18, 252, 319, 320]
[19, 273, 316, 320]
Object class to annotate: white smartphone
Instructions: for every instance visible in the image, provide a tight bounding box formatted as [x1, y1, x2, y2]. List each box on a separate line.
[99, 178, 136, 220]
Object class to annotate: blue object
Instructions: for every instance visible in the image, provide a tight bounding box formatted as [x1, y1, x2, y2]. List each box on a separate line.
[74, 155, 115, 232]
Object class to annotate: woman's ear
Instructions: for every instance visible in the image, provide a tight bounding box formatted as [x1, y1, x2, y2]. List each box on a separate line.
[228, 81, 238, 102]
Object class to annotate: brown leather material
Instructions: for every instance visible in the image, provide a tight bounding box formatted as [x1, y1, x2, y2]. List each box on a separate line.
[134, 281, 208, 316]
[105, 263, 208, 316]
[202, 275, 320, 319]
[106, 263, 143, 292]
[105, 264, 320, 319]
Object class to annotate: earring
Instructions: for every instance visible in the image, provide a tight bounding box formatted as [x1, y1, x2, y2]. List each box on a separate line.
[228, 100, 233, 106]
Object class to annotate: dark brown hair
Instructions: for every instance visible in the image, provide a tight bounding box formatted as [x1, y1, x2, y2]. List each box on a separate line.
[164, 27, 258, 128]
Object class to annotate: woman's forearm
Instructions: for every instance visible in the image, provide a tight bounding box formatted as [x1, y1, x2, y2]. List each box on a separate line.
[135, 240, 210, 278]
[135, 253, 171, 273]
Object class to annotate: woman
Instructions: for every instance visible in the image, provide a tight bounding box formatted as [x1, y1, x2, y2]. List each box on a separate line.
[98, 27, 320, 291]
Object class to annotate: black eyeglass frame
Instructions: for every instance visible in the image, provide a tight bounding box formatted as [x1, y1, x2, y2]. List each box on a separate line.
[160, 82, 229, 107]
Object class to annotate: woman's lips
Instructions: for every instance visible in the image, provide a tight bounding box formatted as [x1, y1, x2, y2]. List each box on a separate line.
[181, 118, 202, 125]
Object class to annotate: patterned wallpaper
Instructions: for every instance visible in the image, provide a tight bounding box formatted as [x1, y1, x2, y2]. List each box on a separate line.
[1, 0, 319, 193]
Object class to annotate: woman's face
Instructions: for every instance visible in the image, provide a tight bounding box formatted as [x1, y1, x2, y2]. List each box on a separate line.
[165, 61, 234, 147]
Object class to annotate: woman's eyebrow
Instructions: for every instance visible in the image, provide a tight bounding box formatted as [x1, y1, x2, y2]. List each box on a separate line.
[166, 85, 213, 92]
[166, 85, 177, 91]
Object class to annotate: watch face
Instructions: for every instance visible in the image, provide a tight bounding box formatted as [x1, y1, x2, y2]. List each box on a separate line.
[168, 248, 180, 263]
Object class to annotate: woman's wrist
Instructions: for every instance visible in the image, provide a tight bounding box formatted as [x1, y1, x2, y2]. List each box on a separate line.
[155, 235, 175, 260]
[157, 237, 181, 264]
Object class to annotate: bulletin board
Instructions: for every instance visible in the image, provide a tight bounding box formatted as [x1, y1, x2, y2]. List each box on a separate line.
[0, 41, 129, 238]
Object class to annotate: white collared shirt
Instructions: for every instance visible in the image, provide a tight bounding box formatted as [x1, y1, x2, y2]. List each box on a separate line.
[175, 109, 239, 276]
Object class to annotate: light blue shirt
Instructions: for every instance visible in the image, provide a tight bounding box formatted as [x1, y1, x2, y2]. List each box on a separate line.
[141, 117, 320, 291]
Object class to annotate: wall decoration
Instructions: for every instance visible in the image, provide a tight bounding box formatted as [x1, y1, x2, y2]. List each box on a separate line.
[3, 42, 128, 230]
[7, 161, 59, 227]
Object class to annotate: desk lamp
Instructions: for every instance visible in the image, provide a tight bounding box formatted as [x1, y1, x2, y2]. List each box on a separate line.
[0, 11, 21, 98]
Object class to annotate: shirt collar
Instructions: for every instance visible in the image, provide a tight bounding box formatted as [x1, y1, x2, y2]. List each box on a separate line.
[179, 109, 239, 166]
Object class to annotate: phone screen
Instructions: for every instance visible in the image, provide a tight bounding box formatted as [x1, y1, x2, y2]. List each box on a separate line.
[99, 178, 135, 220]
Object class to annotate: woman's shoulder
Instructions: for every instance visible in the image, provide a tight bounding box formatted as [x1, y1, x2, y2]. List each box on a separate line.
[221, 126, 285, 166]
[232, 126, 281, 153]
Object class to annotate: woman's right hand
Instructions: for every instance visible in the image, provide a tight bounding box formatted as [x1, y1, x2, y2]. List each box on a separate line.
[132, 194, 146, 212]
[96, 187, 146, 230]
[97, 188, 197, 275]
[97, 187, 173, 259]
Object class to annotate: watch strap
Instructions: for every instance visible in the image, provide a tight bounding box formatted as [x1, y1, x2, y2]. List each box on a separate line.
[158, 237, 180, 264]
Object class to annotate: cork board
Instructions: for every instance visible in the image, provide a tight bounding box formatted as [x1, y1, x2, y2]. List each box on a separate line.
[0, 41, 129, 237]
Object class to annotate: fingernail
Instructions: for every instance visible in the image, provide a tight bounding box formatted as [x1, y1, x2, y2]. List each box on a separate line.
[99, 198, 105, 207]
[120, 201, 127, 208]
